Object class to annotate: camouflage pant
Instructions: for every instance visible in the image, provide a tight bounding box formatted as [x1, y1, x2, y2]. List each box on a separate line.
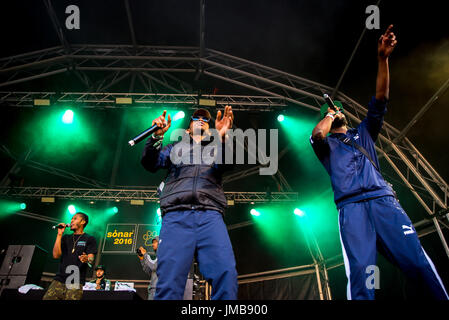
[42, 280, 83, 300]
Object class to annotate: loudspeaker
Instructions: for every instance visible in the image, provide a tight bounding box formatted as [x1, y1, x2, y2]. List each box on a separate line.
[0, 245, 48, 291]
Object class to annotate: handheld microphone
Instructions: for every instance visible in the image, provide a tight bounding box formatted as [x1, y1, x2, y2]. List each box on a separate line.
[323, 94, 338, 111]
[128, 124, 161, 147]
[52, 223, 70, 230]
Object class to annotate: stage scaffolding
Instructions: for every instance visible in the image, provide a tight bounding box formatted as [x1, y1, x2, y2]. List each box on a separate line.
[0, 0, 448, 300]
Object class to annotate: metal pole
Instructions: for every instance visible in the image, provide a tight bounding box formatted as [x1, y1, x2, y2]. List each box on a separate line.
[315, 263, 324, 300]
[432, 217, 449, 259]
[322, 265, 332, 300]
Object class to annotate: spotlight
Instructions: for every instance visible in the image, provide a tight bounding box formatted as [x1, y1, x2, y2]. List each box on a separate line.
[62, 110, 74, 124]
[173, 111, 185, 121]
[112, 207, 118, 214]
[156, 208, 161, 216]
[277, 114, 285, 122]
[20, 203, 26, 210]
[294, 208, 305, 217]
[68, 205, 77, 215]
[250, 209, 260, 217]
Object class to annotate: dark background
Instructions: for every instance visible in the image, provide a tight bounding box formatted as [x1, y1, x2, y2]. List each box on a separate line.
[0, 0, 448, 300]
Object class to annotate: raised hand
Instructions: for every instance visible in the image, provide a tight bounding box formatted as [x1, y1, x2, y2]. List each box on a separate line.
[378, 24, 397, 59]
[151, 110, 172, 136]
[215, 105, 234, 138]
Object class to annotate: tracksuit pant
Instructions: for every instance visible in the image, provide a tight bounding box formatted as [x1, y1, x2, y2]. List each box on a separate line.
[338, 195, 448, 300]
[154, 209, 238, 300]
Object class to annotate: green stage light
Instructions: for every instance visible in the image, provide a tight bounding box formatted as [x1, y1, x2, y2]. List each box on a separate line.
[277, 114, 285, 122]
[294, 208, 305, 217]
[156, 208, 161, 216]
[105, 206, 119, 215]
[173, 111, 185, 122]
[62, 110, 74, 124]
[250, 209, 260, 217]
[0, 201, 30, 218]
[68, 205, 77, 215]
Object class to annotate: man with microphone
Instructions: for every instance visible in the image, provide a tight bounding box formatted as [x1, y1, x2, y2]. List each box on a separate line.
[141, 106, 238, 300]
[310, 25, 448, 300]
[43, 212, 97, 300]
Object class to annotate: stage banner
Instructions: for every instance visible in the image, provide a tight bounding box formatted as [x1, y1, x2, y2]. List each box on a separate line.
[102, 224, 138, 253]
[135, 224, 160, 255]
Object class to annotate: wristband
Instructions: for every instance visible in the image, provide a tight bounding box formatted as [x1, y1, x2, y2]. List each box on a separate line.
[325, 113, 335, 121]
[151, 133, 164, 140]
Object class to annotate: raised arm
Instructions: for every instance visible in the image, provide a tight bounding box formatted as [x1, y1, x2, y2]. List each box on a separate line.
[52, 224, 66, 259]
[311, 107, 344, 141]
[376, 24, 397, 101]
[141, 110, 173, 173]
[363, 25, 398, 141]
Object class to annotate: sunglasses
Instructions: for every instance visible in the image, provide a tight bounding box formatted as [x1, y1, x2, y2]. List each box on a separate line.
[191, 116, 210, 123]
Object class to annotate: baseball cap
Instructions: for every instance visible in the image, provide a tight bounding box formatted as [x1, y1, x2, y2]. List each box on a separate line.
[95, 265, 105, 271]
[190, 108, 211, 122]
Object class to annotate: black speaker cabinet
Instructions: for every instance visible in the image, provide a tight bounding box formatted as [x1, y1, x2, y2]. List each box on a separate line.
[0, 245, 48, 290]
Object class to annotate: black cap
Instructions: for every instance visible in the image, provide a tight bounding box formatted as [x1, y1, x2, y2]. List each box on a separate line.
[95, 265, 105, 271]
[191, 108, 211, 121]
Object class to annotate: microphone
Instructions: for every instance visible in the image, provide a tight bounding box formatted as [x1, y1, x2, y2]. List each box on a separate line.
[128, 124, 161, 147]
[52, 223, 70, 230]
[323, 94, 337, 111]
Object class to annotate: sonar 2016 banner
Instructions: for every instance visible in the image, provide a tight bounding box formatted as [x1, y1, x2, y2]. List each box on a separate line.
[102, 224, 159, 254]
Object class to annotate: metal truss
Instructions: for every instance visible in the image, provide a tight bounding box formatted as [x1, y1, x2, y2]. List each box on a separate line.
[0, 44, 448, 256]
[0, 91, 286, 111]
[0, 45, 199, 92]
[0, 45, 446, 214]
[0, 186, 298, 203]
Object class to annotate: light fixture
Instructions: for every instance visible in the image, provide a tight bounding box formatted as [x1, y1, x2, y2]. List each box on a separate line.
[34, 99, 50, 106]
[294, 208, 305, 217]
[115, 97, 133, 104]
[250, 209, 260, 217]
[68, 205, 77, 215]
[199, 98, 216, 107]
[41, 197, 55, 203]
[62, 110, 74, 124]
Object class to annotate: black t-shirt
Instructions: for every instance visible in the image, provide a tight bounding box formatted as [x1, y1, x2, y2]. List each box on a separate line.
[54, 233, 97, 284]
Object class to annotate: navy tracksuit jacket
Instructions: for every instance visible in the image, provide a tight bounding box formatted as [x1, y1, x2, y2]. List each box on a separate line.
[141, 134, 238, 300]
[311, 97, 448, 300]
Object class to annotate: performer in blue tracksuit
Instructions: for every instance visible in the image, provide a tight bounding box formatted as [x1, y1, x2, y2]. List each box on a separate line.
[310, 25, 448, 300]
[141, 106, 238, 300]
